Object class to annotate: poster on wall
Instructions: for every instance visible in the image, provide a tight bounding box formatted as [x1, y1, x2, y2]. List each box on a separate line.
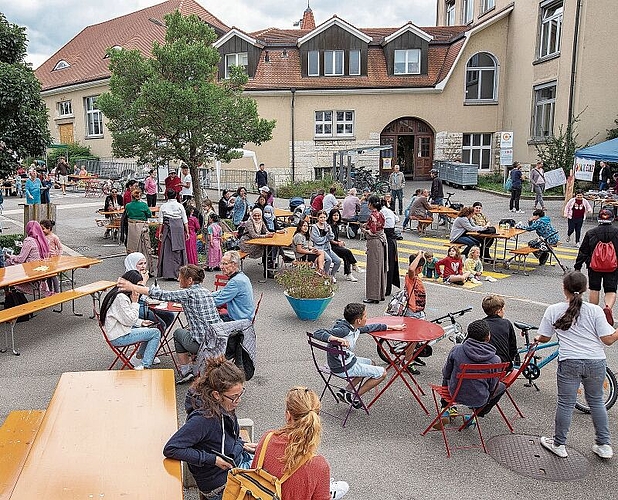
[544, 167, 567, 190]
[573, 157, 595, 182]
[382, 158, 392, 170]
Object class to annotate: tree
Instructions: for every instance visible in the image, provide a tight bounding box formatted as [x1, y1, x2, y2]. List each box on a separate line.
[0, 14, 51, 178]
[607, 118, 618, 141]
[98, 11, 276, 207]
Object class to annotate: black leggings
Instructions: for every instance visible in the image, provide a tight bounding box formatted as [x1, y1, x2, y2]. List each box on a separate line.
[509, 187, 522, 211]
[332, 245, 357, 275]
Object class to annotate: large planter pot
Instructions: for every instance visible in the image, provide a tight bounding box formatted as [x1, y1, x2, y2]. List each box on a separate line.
[284, 292, 334, 321]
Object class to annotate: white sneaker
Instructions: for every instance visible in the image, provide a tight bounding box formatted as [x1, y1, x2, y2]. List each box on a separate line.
[576, 242, 581, 248]
[153, 356, 161, 365]
[517, 210, 525, 214]
[469, 278, 481, 284]
[540, 436, 568, 458]
[592, 443, 614, 459]
[130, 357, 143, 368]
[354, 266, 365, 273]
[485, 276, 497, 282]
[331, 276, 337, 284]
[510, 209, 516, 213]
[133, 364, 145, 371]
[330, 480, 349, 499]
[566, 235, 570, 242]
[345, 274, 358, 282]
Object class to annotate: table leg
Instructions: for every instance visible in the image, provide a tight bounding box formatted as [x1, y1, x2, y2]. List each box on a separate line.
[155, 312, 181, 374]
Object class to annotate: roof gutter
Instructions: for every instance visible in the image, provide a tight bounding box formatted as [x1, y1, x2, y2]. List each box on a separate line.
[568, 0, 583, 125]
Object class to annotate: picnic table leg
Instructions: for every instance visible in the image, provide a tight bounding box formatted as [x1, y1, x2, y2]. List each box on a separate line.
[1, 320, 20, 356]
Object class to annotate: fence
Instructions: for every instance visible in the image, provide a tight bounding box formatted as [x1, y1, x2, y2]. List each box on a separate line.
[74, 159, 142, 180]
[203, 168, 293, 194]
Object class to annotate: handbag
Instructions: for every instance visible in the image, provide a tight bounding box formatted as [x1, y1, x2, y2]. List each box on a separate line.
[478, 226, 497, 234]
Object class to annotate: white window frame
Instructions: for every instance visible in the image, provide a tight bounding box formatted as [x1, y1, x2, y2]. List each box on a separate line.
[224, 52, 248, 79]
[314, 110, 354, 138]
[446, 1, 456, 26]
[84, 96, 103, 138]
[462, 133, 492, 170]
[481, 0, 495, 14]
[324, 50, 344, 76]
[394, 49, 421, 75]
[539, 1, 563, 59]
[349, 50, 361, 76]
[53, 60, 70, 71]
[462, 0, 474, 24]
[57, 100, 73, 117]
[308, 51, 319, 76]
[465, 52, 498, 102]
[532, 82, 557, 139]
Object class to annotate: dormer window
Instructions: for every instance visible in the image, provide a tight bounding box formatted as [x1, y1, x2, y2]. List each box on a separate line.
[349, 50, 360, 75]
[53, 60, 70, 71]
[308, 51, 319, 76]
[225, 52, 248, 79]
[394, 49, 421, 75]
[324, 51, 344, 76]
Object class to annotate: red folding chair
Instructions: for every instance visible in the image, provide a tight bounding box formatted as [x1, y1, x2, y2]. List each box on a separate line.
[421, 362, 510, 457]
[306, 332, 369, 427]
[214, 274, 229, 290]
[95, 311, 141, 370]
[501, 342, 539, 419]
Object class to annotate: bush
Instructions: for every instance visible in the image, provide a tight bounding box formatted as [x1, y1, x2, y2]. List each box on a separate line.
[46, 143, 99, 170]
[0, 233, 24, 253]
[275, 265, 336, 299]
[277, 177, 345, 199]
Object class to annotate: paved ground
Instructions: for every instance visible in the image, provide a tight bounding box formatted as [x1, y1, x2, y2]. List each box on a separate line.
[1, 183, 617, 499]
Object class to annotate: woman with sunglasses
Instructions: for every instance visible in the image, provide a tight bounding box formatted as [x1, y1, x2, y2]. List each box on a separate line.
[164, 356, 255, 500]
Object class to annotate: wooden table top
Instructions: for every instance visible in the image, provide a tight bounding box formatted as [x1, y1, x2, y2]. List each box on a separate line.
[468, 225, 527, 240]
[0, 255, 101, 288]
[274, 208, 293, 217]
[246, 226, 295, 247]
[429, 206, 459, 217]
[9, 370, 182, 500]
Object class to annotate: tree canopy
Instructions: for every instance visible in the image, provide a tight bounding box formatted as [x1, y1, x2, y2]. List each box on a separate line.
[97, 11, 276, 206]
[0, 14, 51, 178]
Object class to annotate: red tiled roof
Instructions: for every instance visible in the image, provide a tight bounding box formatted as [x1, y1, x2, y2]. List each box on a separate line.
[35, 0, 229, 91]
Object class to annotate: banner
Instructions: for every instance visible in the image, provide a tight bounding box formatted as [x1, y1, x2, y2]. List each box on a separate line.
[573, 157, 595, 182]
[544, 168, 567, 190]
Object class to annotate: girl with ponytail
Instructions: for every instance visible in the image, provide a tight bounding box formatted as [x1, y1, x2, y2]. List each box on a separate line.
[535, 271, 618, 459]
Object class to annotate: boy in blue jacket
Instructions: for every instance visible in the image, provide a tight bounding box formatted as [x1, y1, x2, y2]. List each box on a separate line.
[313, 303, 404, 408]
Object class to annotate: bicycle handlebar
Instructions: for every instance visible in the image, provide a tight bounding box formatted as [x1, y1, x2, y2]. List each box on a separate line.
[432, 306, 473, 324]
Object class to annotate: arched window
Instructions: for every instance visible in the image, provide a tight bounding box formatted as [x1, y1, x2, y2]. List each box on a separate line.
[53, 60, 70, 71]
[465, 52, 497, 102]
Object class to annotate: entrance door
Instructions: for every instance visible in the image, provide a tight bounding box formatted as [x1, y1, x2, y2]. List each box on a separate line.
[380, 117, 434, 180]
[59, 124, 74, 144]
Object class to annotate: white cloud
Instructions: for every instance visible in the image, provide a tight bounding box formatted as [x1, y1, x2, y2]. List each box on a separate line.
[3, 0, 437, 68]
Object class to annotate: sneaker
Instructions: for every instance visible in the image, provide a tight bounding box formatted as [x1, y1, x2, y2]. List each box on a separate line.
[412, 358, 426, 367]
[330, 480, 350, 499]
[406, 364, 420, 375]
[152, 356, 161, 365]
[469, 278, 482, 284]
[133, 364, 145, 371]
[510, 209, 516, 213]
[462, 415, 477, 429]
[566, 235, 570, 242]
[592, 443, 614, 459]
[336, 389, 361, 408]
[353, 265, 365, 273]
[576, 242, 581, 248]
[540, 436, 568, 458]
[485, 276, 498, 282]
[176, 371, 195, 385]
[332, 276, 337, 284]
[517, 210, 525, 214]
[345, 274, 358, 282]
[130, 357, 143, 368]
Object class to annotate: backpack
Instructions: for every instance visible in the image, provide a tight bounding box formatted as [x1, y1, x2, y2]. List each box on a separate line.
[385, 288, 409, 316]
[590, 240, 618, 273]
[3, 289, 33, 322]
[222, 431, 311, 500]
[504, 177, 513, 192]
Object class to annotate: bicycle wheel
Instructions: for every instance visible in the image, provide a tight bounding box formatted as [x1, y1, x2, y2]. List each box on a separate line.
[575, 367, 618, 413]
[376, 338, 407, 363]
[375, 181, 390, 195]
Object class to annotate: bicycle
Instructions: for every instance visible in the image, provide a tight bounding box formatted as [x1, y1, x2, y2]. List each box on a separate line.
[376, 306, 472, 363]
[513, 321, 617, 413]
[350, 166, 389, 195]
[442, 191, 463, 211]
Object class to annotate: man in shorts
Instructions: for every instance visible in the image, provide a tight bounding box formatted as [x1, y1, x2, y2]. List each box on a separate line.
[56, 157, 69, 195]
[313, 303, 404, 408]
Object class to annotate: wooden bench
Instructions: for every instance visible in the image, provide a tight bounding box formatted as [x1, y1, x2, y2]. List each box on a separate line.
[413, 218, 434, 235]
[507, 244, 559, 275]
[0, 409, 45, 500]
[0, 280, 116, 355]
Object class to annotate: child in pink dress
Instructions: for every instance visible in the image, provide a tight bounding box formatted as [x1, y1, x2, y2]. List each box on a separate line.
[185, 206, 200, 265]
[207, 214, 223, 271]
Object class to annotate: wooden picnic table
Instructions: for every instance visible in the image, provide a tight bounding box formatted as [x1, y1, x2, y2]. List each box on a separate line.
[246, 226, 295, 279]
[8, 370, 182, 500]
[468, 225, 527, 270]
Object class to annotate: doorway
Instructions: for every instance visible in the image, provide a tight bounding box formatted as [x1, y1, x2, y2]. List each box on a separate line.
[380, 117, 434, 180]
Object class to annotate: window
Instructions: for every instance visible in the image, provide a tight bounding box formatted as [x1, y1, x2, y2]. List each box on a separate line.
[314, 110, 354, 137]
[532, 82, 556, 138]
[539, 1, 563, 58]
[52, 60, 70, 71]
[462, 133, 492, 170]
[57, 100, 72, 117]
[349, 50, 361, 75]
[84, 96, 103, 137]
[481, 0, 495, 13]
[462, 0, 474, 24]
[394, 49, 421, 75]
[324, 50, 344, 76]
[446, 1, 456, 26]
[224, 52, 248, 79]
[465, 52, 497, 101]
[308, 51, 319, 76]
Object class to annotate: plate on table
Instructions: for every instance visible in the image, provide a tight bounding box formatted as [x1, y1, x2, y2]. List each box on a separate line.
[154, 301, 169, 309]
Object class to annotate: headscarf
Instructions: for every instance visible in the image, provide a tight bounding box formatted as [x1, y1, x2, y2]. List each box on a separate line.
[26, 220, 50, 258]
[250, 208, 264, 232]
[263, 205, 275, 231]
[124, 252, 146, 272]
[99, 270, 143, 325]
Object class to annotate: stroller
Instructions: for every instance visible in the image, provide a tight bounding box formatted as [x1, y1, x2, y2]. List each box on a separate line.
[289, 197, 309, 226]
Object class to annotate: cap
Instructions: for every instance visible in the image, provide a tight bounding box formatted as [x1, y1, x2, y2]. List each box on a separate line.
[598, 208, 615, 224]
[259, 186, 270, 193]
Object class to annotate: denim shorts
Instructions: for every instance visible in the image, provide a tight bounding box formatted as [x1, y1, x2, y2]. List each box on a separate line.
[346, 356, 385, 379]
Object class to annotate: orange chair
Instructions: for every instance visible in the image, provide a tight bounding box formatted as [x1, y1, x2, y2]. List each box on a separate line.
[421, 362, 511, 457]
[95, 312, 141, 370]
[501, 342, 539, 419]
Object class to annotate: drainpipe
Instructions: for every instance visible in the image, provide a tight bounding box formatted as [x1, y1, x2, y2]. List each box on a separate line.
[290, 88, 296, 182]
[568, 0, 583, 125]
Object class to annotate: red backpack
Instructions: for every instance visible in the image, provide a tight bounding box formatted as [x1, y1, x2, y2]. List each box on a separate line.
[590, 240, 618, 273]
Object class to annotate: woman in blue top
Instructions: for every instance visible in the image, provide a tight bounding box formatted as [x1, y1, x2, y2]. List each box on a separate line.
[25, 169, 42, 205]
[509, 162, 524, 213]
[232, 186, 248, 227]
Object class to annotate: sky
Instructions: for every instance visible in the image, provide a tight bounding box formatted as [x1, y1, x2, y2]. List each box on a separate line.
[3, 0, 436, 69]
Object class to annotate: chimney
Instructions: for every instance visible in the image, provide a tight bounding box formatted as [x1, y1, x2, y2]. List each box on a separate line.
[300, 4, 316, 30]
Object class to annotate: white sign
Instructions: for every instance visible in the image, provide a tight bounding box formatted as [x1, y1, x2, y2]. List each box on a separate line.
[500, 131, 514, 148]
[544, 168, 567, 190]
[574, 157, 595, 182]
[382, 158, 392, 170]
[500, 149, 513, 165]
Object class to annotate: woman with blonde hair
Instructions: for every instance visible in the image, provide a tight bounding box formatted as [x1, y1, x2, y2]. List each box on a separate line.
[252, 387, 349, 500]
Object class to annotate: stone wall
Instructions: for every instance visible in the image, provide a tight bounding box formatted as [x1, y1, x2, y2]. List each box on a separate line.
[434, 131, 463, 162]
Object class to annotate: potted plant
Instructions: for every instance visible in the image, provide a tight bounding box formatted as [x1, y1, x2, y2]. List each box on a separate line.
[275, 265, 336, 320]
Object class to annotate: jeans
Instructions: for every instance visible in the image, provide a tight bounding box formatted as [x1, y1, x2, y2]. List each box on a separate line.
[509, 187, 522, 211]
[533, 184, 545, 208]
[433, 197, 446, 223]
[139, 300, 175, 328]
[391, 189, 404, 214]
[452, 235, 480, 257]
[567, 218, 584, 243]
[111, 327, 161, 368]
[323, 248, 341, 276]
[553, 358, 610, 446]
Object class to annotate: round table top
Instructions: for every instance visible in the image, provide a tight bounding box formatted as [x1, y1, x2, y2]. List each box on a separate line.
[367, 316, 444, 343]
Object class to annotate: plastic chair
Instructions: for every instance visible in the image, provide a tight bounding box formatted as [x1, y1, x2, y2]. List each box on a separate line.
[421, 362, 510, 457]
[501, 342, 539, 419]
[306, 332, 368, 427]
[95, 312, 141, 370]
[214, 274, 229, 290]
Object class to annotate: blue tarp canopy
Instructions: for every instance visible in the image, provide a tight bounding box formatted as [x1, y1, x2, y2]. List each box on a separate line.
[575, 137, 618, 162]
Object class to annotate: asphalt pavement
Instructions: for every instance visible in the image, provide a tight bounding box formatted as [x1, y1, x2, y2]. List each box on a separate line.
[1, 183, 617, 499]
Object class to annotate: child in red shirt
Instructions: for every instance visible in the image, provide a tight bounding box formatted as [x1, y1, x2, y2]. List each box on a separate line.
[436, 246, 472, 285]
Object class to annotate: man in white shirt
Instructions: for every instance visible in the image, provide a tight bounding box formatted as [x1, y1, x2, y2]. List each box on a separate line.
[180, 165, 193, 202]
[323, 186, 340, 215]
